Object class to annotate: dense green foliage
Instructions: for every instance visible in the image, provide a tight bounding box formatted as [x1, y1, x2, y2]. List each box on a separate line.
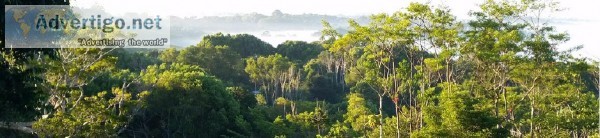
[200, 33, 276, 57]
[2, 0, 600, 137]
[277, 40, 324, 65]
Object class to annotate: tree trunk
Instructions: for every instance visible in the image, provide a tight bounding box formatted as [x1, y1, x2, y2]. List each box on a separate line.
[395, 102, 401, 138]
[530, 95, 535, 138]
[379, 94, 384, 138]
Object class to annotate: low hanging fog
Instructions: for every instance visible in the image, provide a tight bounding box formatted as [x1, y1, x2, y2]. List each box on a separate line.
[170, 10, 369, 47]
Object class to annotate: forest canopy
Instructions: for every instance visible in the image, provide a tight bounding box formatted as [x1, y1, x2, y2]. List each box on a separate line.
[1, 0, 600, 137]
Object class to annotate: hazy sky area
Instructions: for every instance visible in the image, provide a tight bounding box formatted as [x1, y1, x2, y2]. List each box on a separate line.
[71, 0, 600, 59]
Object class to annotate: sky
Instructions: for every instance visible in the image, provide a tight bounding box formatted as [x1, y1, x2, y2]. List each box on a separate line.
[71, 0, 600, 59]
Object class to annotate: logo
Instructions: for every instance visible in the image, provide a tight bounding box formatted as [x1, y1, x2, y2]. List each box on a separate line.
[5, 5, 171, 48]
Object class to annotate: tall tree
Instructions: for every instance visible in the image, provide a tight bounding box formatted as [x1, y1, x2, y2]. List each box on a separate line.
[245, 54, 301, 107]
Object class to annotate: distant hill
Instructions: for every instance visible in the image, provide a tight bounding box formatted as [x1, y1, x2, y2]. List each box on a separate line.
[170, 10, 369, 47]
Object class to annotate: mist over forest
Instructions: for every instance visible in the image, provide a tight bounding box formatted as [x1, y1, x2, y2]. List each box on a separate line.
[170, 10, 369, 46]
